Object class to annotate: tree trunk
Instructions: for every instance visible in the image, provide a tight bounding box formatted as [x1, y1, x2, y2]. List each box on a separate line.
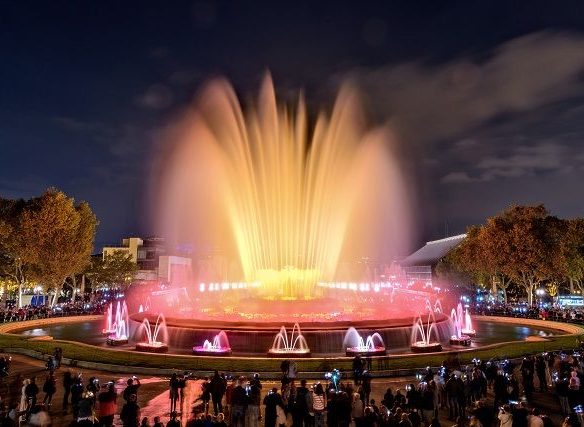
[502, 287, 508, 304]
[491, 275, 498, 299]
[80, 274, 86, 297]
[18, 282, 23, 308]
[528, 283, 535, 306]
[570, 278, 575, 294]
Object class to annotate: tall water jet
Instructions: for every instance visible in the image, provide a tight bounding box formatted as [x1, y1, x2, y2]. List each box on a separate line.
[192, 331, 232, 356]
[135, 313, 169, 353]
[343, 327, 386, 356]
[411, 311, 442, 353]
[106, 301, 129, 346]
[268, 323, 310, 357]
[155, 74, 412, 316]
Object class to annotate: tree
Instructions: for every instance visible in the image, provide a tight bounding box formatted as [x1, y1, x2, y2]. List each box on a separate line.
[19, 189, 98, 306]
[86, 251, 137, 290]
[0, 198, 35, 306]
[482, 205, 563, 306]
[559, 218, 584, 294]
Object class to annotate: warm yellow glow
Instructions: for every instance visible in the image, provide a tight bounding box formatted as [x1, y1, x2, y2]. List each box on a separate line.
[158, 74, 411, 300]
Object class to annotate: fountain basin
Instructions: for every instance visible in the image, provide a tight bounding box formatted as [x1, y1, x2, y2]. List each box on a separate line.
[267, 348, 311, 358]
[135, 342, 168, 353]
[192, 346, 232, 356]
[106, 335, 128, 346]
[345, 346, 386, 357]
[410, 341, 442, 353]
[449, 335, 471, 346]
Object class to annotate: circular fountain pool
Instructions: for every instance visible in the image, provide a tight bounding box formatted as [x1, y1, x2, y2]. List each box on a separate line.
[14, 317, 566, 356]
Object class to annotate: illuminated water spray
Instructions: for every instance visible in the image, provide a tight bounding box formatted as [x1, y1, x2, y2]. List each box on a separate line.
[156, 74, 411, 300]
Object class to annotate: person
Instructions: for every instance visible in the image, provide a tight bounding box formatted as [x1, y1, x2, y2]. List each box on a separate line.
[153, 416, 164, 427]
[124, 377, 141, 402]
[25, 376, 40, 412]
[167, 411, 181, 427]
[230, 378, 247, 427]
[19, 379, 30, 423]
[535, 356, 547, 392]
[399, 412, 413, 427]
[382, 388, 394, 411]
[211, 371, 227, 415]
[430, 418, 441, 427]
[70, 375, 85, 418]
[141, 417, 151, 427]
[512, 402, 529, 427]
[216, 413, 228, 427]
[62, 370, 73, 412]
[121, 393, 141, 427]
[498, 405, 513, 427]
[28, 403, 51, 426]
[264, 387, 284, 427]
[201, 378, 211, 415]
[42, 373, 57, 405]
[246, 378, 262, 427]
[468, 416, 481, 427]
[312, 383, 326, 427]
[45, 356, 56, 374]
[170, 373, 180, 414]
[353, 356, 364, 385]
[97, 381, 117, 427]
[527, 409, 543, 427]
[352, 392, 364, 427]
[293, 379, 311, 427]
[53, 347, 63, 369]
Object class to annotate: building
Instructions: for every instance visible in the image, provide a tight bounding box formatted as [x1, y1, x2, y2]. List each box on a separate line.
[102, 237, 191, 284]
[400, 234, 467, 285]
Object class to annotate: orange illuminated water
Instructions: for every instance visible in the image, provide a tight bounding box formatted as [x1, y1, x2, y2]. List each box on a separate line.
[155, 74, 411, 308]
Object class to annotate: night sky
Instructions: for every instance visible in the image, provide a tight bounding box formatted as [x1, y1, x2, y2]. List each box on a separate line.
[2, 1, 584, 253]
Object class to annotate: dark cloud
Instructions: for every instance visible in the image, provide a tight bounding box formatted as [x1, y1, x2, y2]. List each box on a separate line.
[350, 31, 584, 145]
[136, 84, 174, 109]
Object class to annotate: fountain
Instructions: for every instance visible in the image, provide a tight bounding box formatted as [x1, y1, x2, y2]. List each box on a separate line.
[106, 301, 129, 345]
[343, 327, 386, 356]
[135, 313, 169, 353]
[268, 323, 311, 357]
[102, 303, 115, 335]
[449, 304, 471, 346]
[462, 308, 476, 337]
[411, 311, 442, 353]
[192, 331, 232, 356]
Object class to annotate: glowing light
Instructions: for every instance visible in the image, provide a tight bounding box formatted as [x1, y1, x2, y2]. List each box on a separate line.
[157, 74, 411, 300]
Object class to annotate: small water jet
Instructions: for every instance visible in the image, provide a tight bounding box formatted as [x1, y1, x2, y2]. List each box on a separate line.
[102, 303, 115, 335]
[192, 331, 232, 356]
[268, 323, 310, 357]
[135, 313, 169, 353]
[462, 307, 475, 336]
[343, 327, 386, 356]
[106, 301, 129, 345]
[449, 303, 475, 346]
[411, 311, 442, 353]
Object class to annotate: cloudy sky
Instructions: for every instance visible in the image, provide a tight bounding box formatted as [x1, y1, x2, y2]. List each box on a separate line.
[1, 1, 584, 253]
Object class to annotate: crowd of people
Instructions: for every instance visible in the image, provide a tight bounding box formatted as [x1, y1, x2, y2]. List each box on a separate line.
[0, 348, 583, 426]
[0, 302, 105, 323]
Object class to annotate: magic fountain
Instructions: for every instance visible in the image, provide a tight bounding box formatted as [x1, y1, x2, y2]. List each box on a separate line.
[268, 323, 311, 357]
[193, 331, 232, 356]
[343, 327, 386, 356]
[135, 313, 169, 353]
[142, 75, 450, 354]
